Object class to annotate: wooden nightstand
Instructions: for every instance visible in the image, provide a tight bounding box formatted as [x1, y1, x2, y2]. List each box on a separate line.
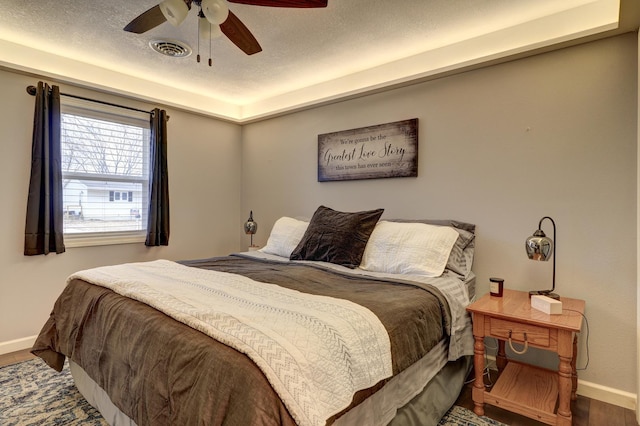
[466, 289, 585, 426]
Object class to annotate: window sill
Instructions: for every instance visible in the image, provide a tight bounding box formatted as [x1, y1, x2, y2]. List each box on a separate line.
[64, 232, 146, 248]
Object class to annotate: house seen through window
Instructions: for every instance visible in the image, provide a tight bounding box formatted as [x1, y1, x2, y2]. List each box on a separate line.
[60, 97, 149, 241]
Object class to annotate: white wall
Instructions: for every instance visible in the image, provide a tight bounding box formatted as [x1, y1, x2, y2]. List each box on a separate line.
[0, 69, 243, 348]
[242, 34, 638, 397]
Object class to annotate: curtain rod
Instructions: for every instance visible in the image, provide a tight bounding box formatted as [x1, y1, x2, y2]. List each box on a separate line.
[26, 85, 162, 117]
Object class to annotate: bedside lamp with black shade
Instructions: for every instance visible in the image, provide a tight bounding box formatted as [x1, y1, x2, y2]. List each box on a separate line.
[525, 216, 560, 300]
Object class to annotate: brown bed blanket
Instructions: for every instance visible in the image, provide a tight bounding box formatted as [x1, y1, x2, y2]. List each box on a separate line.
[32, 255, 451, 426]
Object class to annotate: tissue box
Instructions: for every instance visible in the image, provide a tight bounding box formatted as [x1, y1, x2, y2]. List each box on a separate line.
[531, 295, 563, 315]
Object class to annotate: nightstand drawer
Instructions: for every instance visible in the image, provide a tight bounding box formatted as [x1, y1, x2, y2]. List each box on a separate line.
[489, 318, 551, 347]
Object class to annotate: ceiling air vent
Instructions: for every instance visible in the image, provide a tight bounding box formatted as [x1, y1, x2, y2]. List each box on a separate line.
[149, 40, 192, 58]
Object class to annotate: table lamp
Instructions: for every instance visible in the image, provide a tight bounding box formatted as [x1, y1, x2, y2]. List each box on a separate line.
[244, 211, 257, 248]
[525, 216, 560, 300]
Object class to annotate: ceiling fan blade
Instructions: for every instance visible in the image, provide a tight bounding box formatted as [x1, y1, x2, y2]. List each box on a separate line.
[220, 10, 262, 55]
[124, 5, 167, 33]
[227, 0, 327, 7]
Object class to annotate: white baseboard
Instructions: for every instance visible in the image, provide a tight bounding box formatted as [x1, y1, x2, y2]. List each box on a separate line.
[0, 335, 37, 355]
[577, 380, 637, 411]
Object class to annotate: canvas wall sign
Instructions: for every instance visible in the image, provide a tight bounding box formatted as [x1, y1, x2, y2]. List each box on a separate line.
[318, 118, 418, 182]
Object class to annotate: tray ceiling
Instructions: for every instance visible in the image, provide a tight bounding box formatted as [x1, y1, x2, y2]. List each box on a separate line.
[0, 0, 622, 121]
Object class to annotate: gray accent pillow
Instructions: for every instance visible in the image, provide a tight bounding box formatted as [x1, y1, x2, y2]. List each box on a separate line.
[290, 206, 384, 268]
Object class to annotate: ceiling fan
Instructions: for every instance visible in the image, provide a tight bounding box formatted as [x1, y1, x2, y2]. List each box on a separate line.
[124, 0, 328, 57]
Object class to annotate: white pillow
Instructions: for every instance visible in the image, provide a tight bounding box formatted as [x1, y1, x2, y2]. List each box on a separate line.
[360, 221, 459, 277]
[259, 217, 309, 258]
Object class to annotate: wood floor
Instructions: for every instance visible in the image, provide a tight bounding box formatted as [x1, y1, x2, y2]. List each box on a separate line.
[0, 349, 36, 367]
[454, 372, 639, 426]
[1, 349, 638, 425]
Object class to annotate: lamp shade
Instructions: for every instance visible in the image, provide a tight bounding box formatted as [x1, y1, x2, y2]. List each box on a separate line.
[210, 23, 223, 39]
[244, 211, 257, 247]
[525, 229, 553, 261]
[199, 17, 223, 40]
[201, 0, 230, 25]
[244, 211, 257, 235]
[198, 16, 210, 41]
[525, 216, 559, 299]
[159, 0, 189, 27]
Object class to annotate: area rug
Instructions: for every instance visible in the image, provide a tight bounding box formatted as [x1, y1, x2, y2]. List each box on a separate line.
[1, 357, 505, 426]
[437, 405, 507, 426]
[0, 358, 107, 425]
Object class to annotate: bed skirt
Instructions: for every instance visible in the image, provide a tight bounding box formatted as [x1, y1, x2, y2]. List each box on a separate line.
[70, 342, 471, 426]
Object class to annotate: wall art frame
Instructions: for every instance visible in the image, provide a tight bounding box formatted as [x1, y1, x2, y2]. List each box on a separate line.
[317, 118, 418, 182]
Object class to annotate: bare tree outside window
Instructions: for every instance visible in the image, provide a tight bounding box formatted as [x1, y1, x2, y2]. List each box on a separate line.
[62, 114, 144, 176]
[60, 112, 149, 235]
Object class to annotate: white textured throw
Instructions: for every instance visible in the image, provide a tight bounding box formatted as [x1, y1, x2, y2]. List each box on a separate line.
[68, 260, 392, 426]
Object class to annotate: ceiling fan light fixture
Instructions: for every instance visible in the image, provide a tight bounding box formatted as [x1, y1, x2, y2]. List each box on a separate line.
[211, 23, 223, 38]
[198, 17, 223, 40]
[159, 0, 189, 27]
[201, 0, 229, 25]
[198, 16, 209, 41]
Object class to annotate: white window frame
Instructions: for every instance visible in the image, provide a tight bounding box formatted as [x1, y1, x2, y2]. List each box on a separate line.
[60, 97, 150, 248]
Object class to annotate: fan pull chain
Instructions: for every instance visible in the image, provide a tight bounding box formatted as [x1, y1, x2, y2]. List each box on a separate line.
[196, 14, 201, 63]
[209, 28, 213, 66]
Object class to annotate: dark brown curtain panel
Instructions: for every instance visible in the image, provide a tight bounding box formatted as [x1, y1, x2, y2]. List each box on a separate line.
[145, 108, 170, 246]
[24, 82, 65, 256]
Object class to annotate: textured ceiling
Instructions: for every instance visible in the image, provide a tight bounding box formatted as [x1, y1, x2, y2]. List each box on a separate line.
[0, 0, 622, 121]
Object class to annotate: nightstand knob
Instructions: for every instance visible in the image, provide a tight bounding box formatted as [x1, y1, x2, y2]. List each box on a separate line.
[508, 330, 529, 354]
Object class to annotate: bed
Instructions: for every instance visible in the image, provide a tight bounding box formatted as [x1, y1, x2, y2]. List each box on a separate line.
[32, 207, 476, 426]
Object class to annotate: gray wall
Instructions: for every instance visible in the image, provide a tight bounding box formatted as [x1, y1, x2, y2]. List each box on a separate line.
[0, 33, 636, 399]
[0, 69, 243, 346]
[241, 34, 638, 393]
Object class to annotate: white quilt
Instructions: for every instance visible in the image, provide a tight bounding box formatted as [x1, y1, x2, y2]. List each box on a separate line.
[68, 259, 393, 426]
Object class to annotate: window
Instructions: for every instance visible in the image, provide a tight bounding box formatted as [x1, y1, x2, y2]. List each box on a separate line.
[108, 191, 135, 202]
[60, 97, 150, 246]
[109, 190, 134, 202]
